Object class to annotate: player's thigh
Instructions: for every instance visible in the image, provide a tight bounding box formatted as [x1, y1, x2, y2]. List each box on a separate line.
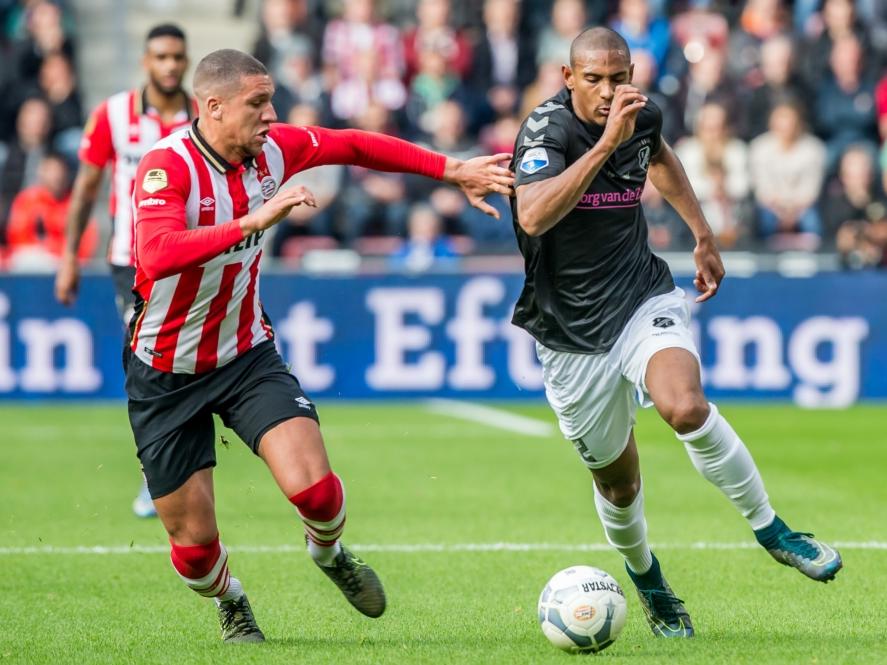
[217, 342, 322, 461]
[614, 288, 701, 408]
[645, 347, 706, 416]
[258, 417, 331, 497]
[126, 352, 218, 500]
[153, 467, 218, 545]
[536, 341, 636, 470]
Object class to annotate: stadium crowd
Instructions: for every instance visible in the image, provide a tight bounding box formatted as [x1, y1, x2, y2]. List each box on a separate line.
[1, 0, 887, 269]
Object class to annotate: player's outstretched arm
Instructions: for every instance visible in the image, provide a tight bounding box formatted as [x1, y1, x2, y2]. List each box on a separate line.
[55, 163, 103, 305]
[272, 125, 513, 218]
[441, 153, 514, 219]
[648, 140, 724, 302]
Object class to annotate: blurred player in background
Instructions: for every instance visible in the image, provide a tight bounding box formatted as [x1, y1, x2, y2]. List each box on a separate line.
[129, 49, 513, 643]
[54, 24, 195, 518]
[511, 27, 842, 639]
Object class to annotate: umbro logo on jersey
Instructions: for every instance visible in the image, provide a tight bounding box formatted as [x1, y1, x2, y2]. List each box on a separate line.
[294, 396, 313, 410]
[199, 196, 215, 211]
[653, 317, 675, 328]
[138, 197, 166, 208]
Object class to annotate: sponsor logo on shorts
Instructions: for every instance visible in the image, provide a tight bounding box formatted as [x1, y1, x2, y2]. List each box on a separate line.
[138, 197, 166, 208]
[653, 317, 675, 328]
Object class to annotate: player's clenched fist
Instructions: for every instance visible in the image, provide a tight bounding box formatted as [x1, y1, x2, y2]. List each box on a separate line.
[601, 85, 647, 149]
[240, 185, 317, 235]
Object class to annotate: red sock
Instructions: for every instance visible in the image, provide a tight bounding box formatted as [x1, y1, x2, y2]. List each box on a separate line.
[170, 534, 231, 598]
[289, 471, 346, 547]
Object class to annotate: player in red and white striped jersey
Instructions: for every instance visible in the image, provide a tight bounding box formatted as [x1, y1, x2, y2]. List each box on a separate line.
[126, 49, 514, 643]
[55, 24, 194, 519]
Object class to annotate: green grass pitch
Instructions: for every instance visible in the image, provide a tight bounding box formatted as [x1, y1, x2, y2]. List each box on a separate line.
[1, 402, 885, 664]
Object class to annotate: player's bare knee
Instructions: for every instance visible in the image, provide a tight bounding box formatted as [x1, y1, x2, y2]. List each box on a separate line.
[662, 395, 710, 435]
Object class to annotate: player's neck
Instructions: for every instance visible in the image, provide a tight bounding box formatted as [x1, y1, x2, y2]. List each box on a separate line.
[194, 117, 249, 166]
[144, 84, 187, 119]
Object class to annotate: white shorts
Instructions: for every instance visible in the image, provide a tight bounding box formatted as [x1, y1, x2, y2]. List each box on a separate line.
[536, 288, 700, 469]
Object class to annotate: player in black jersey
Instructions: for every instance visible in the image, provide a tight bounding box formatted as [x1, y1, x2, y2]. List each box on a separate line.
[511, 28, 842, 638]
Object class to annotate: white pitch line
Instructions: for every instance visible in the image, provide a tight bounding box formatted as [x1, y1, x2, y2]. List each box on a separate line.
[424, 398, 555, 437]
[0, 541, 884, 555]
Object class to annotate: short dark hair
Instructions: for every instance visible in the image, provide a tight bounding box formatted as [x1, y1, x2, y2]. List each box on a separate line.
[570, 27, 631, 68]
[145, 23, 186, 45]
[193, 49, 268, 99]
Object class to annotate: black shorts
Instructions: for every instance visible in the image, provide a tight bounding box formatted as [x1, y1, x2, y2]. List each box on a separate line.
[124, 340, 319, 499]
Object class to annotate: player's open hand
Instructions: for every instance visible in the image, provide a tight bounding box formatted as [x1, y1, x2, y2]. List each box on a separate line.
[55, 254, 80, 305]
[444, 153, 515, 219]
[601, 85, 647, 149]
[693, 235, 725, 302]
[243, 185, 317, 234]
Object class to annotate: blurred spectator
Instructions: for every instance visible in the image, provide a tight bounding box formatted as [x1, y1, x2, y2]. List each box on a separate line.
[609, 0, 671, 76]
[329, 45, 407, 123]
[799, 0, 877, 90]
[7, 0, 75, 89]
[536, 0, 585, 67]
[519, 61, 564, 119]
[629, 48, 682, 144]
[821, 145, 887, 252]
[679, 50, 738, 140]
[468, 0, 536, 120]
[407, 100, 478, 227]
[339, 102, 408, 243]
[322, 0, 404, 85]
[5, 152, 96, 270]
[269, 38, 328, 122]
[726, 0, 789, 86]
[813, 34, 879, 172]
[403, 0, 472, 83]
[253, 0, 322, 69]
[740, 34, 807, 140]
[405, 33, 473, 134]
[38, 52, 81, 152]
[270, 103, 344, 257]
[749, 100, 826, 249]
[670, 0, 730, 58]
[675, 102, 750, 249]
[643, 181, 690, 250]
[389, 203, 460, 272]
[0, 96, 52, 237]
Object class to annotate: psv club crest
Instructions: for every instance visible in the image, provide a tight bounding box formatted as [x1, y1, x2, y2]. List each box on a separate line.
[260, 175, 278, 199]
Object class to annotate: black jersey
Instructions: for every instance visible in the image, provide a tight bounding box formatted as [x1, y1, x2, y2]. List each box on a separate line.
[510, 87, 674, 354]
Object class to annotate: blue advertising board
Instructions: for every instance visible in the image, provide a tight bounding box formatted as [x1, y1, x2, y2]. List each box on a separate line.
[0, 271, 884, 406]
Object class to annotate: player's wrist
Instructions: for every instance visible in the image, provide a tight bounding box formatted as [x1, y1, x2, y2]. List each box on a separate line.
[441, 156, 463, 185]
[238, 214, 259, 237]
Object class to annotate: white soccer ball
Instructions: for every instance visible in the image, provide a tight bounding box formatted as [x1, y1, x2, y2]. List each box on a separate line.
[537, 565, 628, 654]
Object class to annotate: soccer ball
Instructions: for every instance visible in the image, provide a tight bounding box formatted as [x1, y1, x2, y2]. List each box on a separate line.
[537, 565, 628, 654]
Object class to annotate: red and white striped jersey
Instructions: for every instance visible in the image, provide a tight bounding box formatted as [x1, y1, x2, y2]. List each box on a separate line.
[79, 88, 194, 266]
[131, 120, 445, 374]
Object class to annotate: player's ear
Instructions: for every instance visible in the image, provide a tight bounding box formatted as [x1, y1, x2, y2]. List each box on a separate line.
[563, 64, 574, 91]
[207, 97, 223, 120]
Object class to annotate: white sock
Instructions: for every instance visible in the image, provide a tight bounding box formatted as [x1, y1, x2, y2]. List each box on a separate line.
[677, 403, 776, 531]
[308, 539, 342, 566]
[215, 576, 243, 604]
[593, 482, 653, 575]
